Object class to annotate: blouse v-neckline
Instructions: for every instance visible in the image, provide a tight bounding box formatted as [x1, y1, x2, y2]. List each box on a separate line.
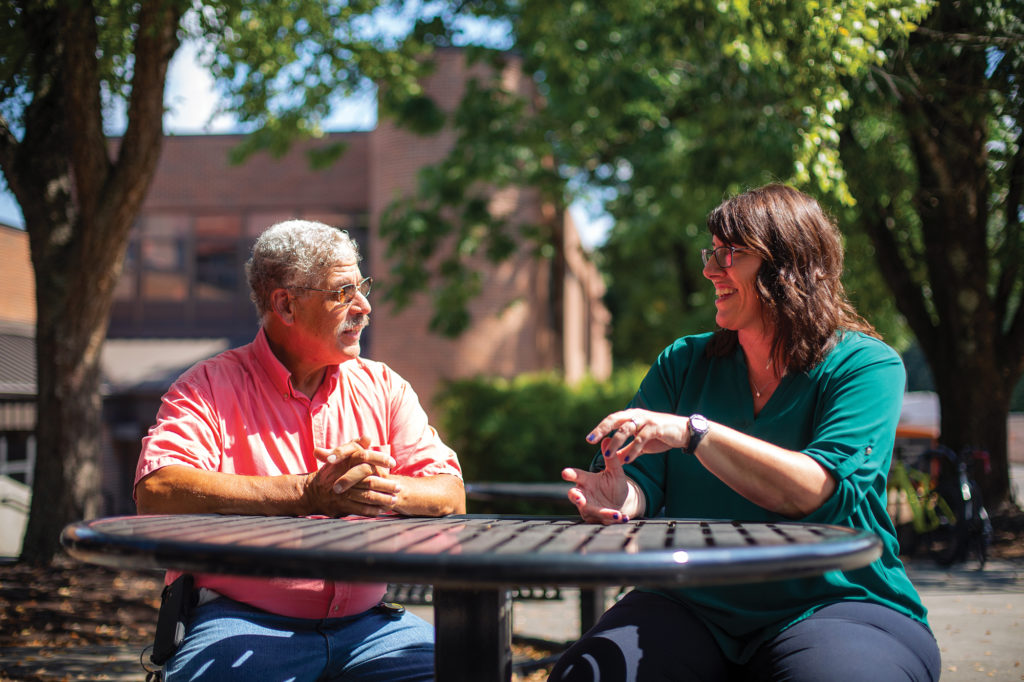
[738, 351, 785, 419]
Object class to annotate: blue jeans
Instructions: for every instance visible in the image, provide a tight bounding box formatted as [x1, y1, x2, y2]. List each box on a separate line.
[164, 597, 434, 682]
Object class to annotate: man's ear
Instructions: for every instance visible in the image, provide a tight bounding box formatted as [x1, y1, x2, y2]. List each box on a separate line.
[269, 288, 297, 325]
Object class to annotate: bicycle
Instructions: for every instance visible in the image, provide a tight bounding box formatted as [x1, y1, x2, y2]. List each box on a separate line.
[886, 444, 992, 568]
[887, 448, 957, 557]
[928, 445, 993, 568]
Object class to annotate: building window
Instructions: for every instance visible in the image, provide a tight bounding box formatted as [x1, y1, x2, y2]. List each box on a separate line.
[113, 239, 138, 301]
[0, 431, 35, 487]
[110, 210, 368, 338]
[140, 214, 189, 302]
[195, 215, 243, 302]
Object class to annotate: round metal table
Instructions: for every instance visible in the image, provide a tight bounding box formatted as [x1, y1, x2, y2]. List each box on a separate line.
[62, 514, 881, 681]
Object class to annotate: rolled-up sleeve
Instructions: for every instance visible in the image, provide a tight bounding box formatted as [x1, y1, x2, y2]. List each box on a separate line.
[135, 376, 222, 490]
[387, 374, 462, 479]
[799, 342, 905, 523]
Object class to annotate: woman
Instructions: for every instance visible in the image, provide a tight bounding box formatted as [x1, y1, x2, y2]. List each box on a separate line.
[553, 185, 940, 681]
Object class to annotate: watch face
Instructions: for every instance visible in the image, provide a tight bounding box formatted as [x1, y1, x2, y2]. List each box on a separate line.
[691, 415, 709, 432]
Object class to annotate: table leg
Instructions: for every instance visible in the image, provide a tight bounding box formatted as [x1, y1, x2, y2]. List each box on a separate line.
[433, 587, 513, 682]
[579, 587, 606, 634]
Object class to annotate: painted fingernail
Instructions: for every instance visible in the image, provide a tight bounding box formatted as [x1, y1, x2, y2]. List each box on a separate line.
[622, 515, 629, 523]
[623, 455, 631, 463]
[587, 434, 597, 443]
[612, 512, 620, 520]
[603, 449, 610, 458]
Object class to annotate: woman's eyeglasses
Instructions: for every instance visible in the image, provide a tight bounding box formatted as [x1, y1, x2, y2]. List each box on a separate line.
[292, 277, 373, 307]
[700, 246, 752, 269]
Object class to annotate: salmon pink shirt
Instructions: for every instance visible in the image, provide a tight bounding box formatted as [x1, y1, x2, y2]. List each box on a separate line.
[134, 329, 462, 620]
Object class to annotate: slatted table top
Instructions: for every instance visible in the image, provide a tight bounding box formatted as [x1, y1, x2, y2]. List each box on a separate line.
[62, 514, 881, 588]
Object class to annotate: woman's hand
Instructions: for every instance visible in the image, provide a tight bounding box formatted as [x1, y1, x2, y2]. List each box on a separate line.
[586, 409, 691, 465]
[562, 448, 643, 524]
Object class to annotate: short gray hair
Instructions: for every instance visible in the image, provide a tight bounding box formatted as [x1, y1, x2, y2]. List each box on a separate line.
[245, 220, 361, 318]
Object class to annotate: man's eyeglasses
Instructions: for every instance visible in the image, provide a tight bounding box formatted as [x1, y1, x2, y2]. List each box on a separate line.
[700, 246, 752, 269]
[293, 277, 373, 307]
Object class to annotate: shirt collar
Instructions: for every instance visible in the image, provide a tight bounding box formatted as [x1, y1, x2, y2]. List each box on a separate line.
[253, 327, 343, 401]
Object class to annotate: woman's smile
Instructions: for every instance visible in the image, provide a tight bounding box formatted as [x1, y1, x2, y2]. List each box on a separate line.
[715, 286, 739, 301]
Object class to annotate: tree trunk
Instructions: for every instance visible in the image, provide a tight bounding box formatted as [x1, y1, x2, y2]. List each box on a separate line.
[9, 0, 183, 563]
[896, 5, 1019, 509]
[931, 344, 1013, 507]
[842, 0, 1024, 510]
[20, 281, 108, 560]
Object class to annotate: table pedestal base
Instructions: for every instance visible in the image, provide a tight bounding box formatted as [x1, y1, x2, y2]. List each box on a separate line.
[434, 587, 513, 681]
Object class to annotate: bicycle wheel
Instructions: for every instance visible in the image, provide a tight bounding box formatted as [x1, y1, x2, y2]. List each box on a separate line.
[963, 489, 993, 569]
[929, 487, 966, 567]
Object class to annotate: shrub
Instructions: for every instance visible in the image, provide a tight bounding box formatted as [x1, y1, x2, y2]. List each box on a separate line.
[436, 366, 648, 484]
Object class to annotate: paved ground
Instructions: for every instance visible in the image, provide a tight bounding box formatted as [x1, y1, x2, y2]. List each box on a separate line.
[909, 559, 1024, 681]
[5, 560, 1019, 681]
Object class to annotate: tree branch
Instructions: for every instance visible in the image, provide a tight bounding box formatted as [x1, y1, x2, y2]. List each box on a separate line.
[994, 128, 1023, 317]
[861, 201, 937, 351]
[58, 0, 109, 217]
[0, 114, 22, 197]
[913, 26, 1024, 49]
[998, 128, 1024, 368]
[112, 0, 183, 218]
[838, 127, 937, 353]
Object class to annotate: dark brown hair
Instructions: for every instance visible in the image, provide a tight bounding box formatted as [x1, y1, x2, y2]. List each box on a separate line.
[705, 184, 878, 372]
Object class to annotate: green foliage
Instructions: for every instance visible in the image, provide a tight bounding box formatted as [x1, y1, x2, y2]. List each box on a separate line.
[189, 0, 443, 162]
[435, 366, 648, 486]
[373, 0, 931, 354]
[839, 1, 1024, 386]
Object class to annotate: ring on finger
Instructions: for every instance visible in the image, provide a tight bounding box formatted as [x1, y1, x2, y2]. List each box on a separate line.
[628, 417, 641, 431]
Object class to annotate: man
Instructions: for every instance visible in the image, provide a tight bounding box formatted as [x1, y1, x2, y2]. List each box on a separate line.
[135, 220, 465, 681]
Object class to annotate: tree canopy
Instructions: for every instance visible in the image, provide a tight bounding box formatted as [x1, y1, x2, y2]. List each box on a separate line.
[379, 0, 931, 344]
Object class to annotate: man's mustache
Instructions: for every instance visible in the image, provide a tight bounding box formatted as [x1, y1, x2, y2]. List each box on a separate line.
[342, 314, 369, 332]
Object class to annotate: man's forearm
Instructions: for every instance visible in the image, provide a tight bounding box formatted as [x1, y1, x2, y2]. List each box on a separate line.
[135, 465, 309, 516]
[391, 474, 466, 516]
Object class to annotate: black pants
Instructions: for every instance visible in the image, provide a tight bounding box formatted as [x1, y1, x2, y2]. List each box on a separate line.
[548, 590, 941, 682]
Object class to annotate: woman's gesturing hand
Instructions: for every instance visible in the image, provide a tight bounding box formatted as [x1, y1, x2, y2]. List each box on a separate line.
[564, 409, 691, 524]
[561, 451, 635, 524]
[562, 441, 652, 525]
[586, 409, 691, 465]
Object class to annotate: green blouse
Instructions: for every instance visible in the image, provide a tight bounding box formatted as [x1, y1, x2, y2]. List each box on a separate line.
[622, 331, 929, 663]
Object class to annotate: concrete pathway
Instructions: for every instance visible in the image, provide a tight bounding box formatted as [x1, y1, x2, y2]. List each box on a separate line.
[908, 558, 1024, 681]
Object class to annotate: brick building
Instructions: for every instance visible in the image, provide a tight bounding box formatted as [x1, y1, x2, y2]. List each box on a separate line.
[1, 48, 611, 518]
[0, 223, 36, 489]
